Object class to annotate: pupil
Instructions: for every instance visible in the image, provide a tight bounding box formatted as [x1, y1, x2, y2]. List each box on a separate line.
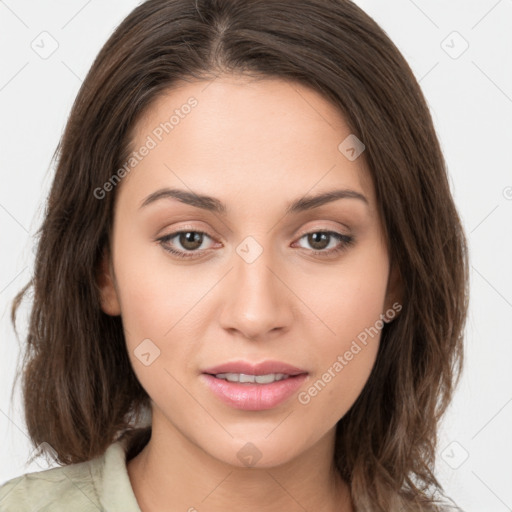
[180, 232, 202, 250]
[309, 232, 329, 250]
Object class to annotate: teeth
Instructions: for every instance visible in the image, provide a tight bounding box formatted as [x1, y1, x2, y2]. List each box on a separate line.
[214, 373, 290, 384]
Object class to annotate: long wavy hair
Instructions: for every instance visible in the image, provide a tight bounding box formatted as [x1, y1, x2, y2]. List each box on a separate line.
[10, 0, 469, 510]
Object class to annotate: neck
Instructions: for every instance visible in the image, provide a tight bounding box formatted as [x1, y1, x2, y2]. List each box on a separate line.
[127, 413, 353, 511]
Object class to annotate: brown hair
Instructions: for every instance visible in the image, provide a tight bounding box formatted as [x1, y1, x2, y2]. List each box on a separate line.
[10, 0, 469, 510]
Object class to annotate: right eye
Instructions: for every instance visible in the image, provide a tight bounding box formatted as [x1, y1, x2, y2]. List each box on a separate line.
[157, 230, 217, 259]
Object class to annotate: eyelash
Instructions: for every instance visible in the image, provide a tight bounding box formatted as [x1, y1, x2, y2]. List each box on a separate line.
[157, 229, 354, 260]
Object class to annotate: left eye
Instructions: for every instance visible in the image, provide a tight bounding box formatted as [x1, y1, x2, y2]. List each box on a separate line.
[295, 231, 352, 253]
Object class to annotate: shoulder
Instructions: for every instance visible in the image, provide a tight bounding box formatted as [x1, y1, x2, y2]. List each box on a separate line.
[0, 457, 102, 511]
[0, 432, 145, 512]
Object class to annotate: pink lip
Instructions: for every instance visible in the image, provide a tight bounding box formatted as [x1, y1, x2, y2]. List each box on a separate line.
[201, 373, 308, 411]
[202, 360, 307, 376]
[200, 360, 309, 411]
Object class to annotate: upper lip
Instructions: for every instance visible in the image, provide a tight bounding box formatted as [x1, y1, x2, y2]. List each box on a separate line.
[202, 360, 308, 376]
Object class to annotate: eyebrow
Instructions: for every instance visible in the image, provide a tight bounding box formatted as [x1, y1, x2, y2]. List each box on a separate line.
[139, 187, 368, 214]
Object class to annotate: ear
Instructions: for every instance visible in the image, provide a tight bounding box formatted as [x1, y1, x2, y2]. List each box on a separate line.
[383, 261, 403, 323]
[96, 247, 121, 316]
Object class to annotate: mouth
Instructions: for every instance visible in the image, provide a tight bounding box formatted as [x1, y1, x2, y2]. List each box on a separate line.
[200, 360, 309, 411]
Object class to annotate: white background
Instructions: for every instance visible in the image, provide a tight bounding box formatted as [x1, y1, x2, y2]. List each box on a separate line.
[1, 1, 511, 510]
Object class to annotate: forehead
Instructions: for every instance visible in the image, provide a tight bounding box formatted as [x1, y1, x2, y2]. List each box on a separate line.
[121, 75, 375, 210]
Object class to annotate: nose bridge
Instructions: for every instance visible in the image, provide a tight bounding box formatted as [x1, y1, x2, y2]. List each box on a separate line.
[218, 235, 292, 338]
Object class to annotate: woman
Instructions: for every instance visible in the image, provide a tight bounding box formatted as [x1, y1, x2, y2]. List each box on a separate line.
[1, 0, 468, 510]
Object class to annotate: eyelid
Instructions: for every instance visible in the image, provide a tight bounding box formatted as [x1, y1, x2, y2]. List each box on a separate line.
[157, 222, 220, 242]
[295, 222, 352, 238]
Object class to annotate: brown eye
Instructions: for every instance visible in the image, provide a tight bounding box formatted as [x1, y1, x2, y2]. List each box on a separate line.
[158, 230, 215, 259]
[307, 232, 330, 250]
[295, 230, 354, 257]
[178, 231, 204, 251]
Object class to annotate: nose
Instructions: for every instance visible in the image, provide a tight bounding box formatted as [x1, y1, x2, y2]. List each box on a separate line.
[218, 240, 294, 341]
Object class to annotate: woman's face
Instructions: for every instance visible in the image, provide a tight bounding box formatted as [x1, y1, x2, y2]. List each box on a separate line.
[99, 75, 400, 468]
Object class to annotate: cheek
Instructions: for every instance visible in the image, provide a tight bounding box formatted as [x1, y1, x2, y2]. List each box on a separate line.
[111, 235, 217, 395]
[293, 242, 388, 416]
[112, 233, 209, 339]
[297, 313, 382, 429]
[294, 237, 389, 344]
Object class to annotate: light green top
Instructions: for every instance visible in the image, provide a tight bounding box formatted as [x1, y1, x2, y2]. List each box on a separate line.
[0, 434, 142, 511]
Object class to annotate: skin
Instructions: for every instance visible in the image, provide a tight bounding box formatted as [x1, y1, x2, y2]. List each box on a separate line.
[97, 75, 401, 512]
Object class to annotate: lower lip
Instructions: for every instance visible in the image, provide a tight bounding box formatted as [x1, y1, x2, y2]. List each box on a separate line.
[201, 373, 308, 411]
